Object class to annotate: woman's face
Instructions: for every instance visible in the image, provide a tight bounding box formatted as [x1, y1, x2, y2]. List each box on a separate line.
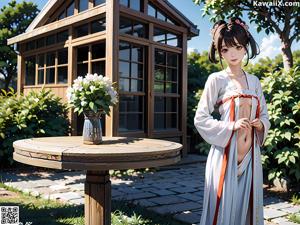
[220, 38, 246, 66]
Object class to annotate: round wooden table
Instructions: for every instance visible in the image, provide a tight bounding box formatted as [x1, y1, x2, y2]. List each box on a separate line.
[13, 136, 182, 225]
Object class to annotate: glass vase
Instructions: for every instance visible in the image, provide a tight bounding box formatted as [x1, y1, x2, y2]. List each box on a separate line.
[82, 111, 103, 145]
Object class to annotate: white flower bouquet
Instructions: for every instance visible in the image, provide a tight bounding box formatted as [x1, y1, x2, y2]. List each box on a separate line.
[66, 73, 118, 116]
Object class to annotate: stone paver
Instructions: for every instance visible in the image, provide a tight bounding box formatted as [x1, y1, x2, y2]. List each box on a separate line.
[0, 154, 299, 225]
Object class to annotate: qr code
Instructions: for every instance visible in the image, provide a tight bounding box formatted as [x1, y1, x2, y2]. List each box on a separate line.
[0, 206, 19, 225]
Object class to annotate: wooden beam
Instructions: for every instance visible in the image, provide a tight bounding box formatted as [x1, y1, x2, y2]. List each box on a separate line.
[71, 31, 106, 47]
[119, 6, 186, 34]
[7, 5, 106, 45]
[119, 35, 182, 53]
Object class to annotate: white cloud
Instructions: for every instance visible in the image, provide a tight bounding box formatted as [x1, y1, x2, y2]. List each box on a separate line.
[252, 34, 281, 63]
[188, 47, 199, 54]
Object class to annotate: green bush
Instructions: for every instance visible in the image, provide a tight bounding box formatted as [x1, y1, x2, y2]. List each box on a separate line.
[261, 66, 300, 184]
[0, 88, 70, 166]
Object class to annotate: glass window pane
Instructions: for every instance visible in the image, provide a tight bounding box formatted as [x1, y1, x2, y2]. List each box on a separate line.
[119, 113, 143, 131]
[26, 41, 35, 51]
[119, 18, 132, 35]
[57, 30, 69, 43]
[77, 46, 89, 62]
[120, 0, 128, 7]
[75, 24, 89, 38]
[119, 42, 130, 61]
[66, 1, 75, 17]
[38, 69, 44, 84]
[167, 53, 178, 67]
[92, 61, 105, 75]
[166, 113, 177, 129]
[91, 18, 106, 33]
[166, 68, 177, 82]
[46, 52, 55, 66]
[166, 97, 177, 112]
[92, 43, 105, 59]
[58, 66, 68, 84]
[78, 0, 88, 12]
[58, 11, 66, 20]
[131, 63, 143, 79]
[130, 0, 141, 11]
[132, 22, 145, 38]
[166, 82, 177, 93]
[25, 57, 36, 85]
[154, 114, 164, 129]
[131, 79, 143, 92]
[154, 82, 164, 93]
[155, 50, 166, 65]
[77, 63, 88, 77]
[46, 34, 56, 45]
[157, 11, 166, 21]
[37, 38, 45, 48]
[94, 0, 105, 6]
[38, 55, 44, 68]
[46, 68, 55, 84]
[166, 18, 175, 25]
[131, 45, 143, 62]
[119, 61, 130, 78]
[154, 96, 164, 112]
[119, 78, 130, 91]
[119, 95, 143, 112]
[148, 4, 155, 17]
[154, 28, 165, 43]
[58, 49, 68, 64]
[167, 33, 178, 47]
[155, 66, 165, 81]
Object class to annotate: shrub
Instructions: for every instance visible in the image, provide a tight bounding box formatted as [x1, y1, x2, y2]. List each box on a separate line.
[0, 88, 70, 166]
[261, 66, 300, 185]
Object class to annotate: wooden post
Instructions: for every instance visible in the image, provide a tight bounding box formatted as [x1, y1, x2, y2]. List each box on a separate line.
[68, 26, 77, 135]
[181, 32, 188, 157]
[148, 23, 154, 138]
[85, 170, 111, 225]
[105, 0, 119, 136]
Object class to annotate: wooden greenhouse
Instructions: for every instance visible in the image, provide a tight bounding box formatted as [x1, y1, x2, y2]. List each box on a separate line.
[7, 0, 199, 156]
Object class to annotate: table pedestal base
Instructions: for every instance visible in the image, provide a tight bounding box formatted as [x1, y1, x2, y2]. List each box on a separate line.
[85, 170, 111, 225]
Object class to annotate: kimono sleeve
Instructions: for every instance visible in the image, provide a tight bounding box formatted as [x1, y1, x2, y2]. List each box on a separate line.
[255, 77, 271, 147]
[194, 75, 235, 148]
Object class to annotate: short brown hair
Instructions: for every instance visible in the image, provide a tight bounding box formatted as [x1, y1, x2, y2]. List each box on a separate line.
[208, 17, 260, 68]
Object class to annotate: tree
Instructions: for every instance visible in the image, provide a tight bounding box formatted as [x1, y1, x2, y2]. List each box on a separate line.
[0, 0, 39, 92]
[193, 0, 300, 71]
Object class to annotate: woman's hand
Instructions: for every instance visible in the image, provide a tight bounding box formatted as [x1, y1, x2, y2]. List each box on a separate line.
[233, 118, 251, 131]
[250, 118, 264, 131]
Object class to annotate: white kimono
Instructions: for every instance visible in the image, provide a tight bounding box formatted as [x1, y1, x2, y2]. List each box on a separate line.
[194, 70, 271, 225]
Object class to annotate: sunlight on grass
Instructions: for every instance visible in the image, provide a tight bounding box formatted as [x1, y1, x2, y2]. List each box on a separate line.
[0, 182, 187, 225]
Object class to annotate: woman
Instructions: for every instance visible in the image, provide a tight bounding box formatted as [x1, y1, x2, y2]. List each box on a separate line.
[194, 17, 271, 225]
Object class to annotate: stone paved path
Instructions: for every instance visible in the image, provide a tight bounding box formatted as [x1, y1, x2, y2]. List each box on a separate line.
[0, 154, 299, 225]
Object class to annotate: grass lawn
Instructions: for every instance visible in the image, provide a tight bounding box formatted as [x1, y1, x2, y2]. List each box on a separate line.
[0, 183, 188, 225]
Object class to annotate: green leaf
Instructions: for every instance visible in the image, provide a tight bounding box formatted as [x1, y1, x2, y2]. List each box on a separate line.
[284, 132, 292, 141]
[289, 155, 296, 164]
[89, 102, 95, 110]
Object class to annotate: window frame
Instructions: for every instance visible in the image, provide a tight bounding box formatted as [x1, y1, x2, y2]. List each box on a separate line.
[118, 41, 147, 133]
[24, 48, 69, 87]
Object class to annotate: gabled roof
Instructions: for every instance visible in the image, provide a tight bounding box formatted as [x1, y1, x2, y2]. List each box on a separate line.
[160, 1, 199, 37]
[26, 0, 60, 32]
[27, 0, 199, 35]
[8, 0, 199, 45]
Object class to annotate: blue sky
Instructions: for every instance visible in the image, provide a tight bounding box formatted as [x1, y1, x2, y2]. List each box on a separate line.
[1, 0, 299, 63]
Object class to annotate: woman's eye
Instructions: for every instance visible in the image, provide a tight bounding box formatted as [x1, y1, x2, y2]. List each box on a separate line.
[236, 46, 243, 50]
[221, 49, 228, 53]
